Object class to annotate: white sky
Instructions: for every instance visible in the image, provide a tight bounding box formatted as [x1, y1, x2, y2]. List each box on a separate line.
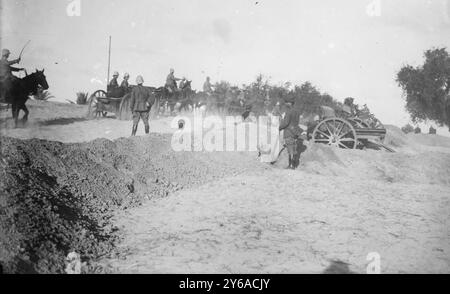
[1, 0, 450, 134]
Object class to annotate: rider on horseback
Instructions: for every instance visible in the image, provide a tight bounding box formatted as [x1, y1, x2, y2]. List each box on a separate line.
[0, 48, 25, 102]
[165, 68, 181, 94]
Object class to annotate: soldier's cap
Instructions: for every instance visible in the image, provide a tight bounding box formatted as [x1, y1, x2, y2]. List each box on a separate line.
[2, 49, 10, 56]
[136, 75, 144, 84]
[113, 71, 119, 76]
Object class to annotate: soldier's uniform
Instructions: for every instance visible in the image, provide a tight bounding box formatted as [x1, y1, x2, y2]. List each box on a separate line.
[165, 70, 180, 93]
[0, 49, 23, 102]
[203, 77, 212, 94]
[279, 98, 304, 169]
[130, 76, 153, 136]
[108, 77, 119, 89]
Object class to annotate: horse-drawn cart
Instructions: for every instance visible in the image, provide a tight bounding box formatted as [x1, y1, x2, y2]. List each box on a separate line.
[87, 89, 134, 120]
[308, 105, 394, 152]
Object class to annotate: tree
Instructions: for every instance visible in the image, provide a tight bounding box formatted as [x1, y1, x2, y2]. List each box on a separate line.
[401, 123, 414, 134]
[396, 48, 450, 131]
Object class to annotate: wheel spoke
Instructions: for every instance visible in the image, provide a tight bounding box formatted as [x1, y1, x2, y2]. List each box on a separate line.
[338, 142, 349, 149]
[316, 130, 331, 139]
[314, 139, 330, 142]
[339, 138, 356, 142]
[335, 121, 344, 136]
[325, 121, 334, 136]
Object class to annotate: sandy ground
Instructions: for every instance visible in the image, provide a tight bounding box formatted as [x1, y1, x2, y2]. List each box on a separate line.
[1, 100, 450, 273]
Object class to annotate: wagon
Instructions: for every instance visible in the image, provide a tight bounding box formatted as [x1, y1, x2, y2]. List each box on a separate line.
[308, 105, 394, 152]
[87, 87, 162, 120]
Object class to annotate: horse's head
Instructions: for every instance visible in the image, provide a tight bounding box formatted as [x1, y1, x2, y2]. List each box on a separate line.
[34, 69, 49, 90]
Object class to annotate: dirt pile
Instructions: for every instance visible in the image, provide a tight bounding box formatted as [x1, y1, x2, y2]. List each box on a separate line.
[0, 134, 260, 273]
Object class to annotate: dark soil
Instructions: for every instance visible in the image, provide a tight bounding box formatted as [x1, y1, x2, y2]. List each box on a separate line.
[0, 134, 259, 273]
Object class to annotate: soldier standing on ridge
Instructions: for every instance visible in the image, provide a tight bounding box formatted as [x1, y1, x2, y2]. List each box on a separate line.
[279, 97, 304, 169]
[130, 75, 153, 136]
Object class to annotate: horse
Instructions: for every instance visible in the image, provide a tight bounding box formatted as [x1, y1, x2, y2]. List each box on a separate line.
[153, 80, 194, 115]
[0, 69, 49, 127]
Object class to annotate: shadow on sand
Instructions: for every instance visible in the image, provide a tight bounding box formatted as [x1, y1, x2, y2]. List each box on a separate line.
[322, 260, 357, 274]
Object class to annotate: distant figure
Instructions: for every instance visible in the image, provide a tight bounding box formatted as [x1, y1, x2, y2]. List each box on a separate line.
[0, 48, 25, 101]
[203, 76, 213, 94]
[120, 72, 130, 92]
[429, 126, 437, 135]
[179, 76, 187, 89]
[165, 68, 181, 94]
[130, 75, 153, 136]
[108, 71, 119, 91]
[342, 97, 356, 116]
[279, 97, 303, 169]
[414, 126, 422, 134]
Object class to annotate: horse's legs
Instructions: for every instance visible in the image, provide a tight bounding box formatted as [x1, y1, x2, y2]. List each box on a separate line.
[11, 104, 19, 127]
[21, 104, 29, 122]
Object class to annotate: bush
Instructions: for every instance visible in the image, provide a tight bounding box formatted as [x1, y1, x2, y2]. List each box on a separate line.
[76, 92, 89, 105]
[33, 88, 54, 101]
[401, 124, 415, 134]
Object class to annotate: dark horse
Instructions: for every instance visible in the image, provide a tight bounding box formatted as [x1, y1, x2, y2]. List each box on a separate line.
[153, 80, 194, 115]
[0, 69, 49, 127]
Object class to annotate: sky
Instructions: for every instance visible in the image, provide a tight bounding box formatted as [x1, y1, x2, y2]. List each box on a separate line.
[1, 0, 450, 134]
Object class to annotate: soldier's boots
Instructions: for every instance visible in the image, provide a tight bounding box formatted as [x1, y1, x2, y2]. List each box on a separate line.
[285, 155, 293, 169]
[131, 124, 138, 136]
[145, 125, 149, 134]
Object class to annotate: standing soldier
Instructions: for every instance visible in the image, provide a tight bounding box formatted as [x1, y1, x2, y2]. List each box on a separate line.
[165, 68, 181, 94]
[0, 48, 25, 100]
[130, 75, 153, 136]
[279, 97, 303, 169]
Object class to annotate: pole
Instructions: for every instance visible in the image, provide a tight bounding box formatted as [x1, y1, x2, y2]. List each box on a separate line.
[107, 36, 111, 90]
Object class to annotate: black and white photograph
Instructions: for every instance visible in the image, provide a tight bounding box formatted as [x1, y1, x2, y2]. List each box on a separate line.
[1, 0, 450, 277]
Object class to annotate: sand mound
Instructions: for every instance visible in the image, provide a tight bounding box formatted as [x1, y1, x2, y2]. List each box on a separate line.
[407, 133, 450, 148]
[0, 134, 259, 273]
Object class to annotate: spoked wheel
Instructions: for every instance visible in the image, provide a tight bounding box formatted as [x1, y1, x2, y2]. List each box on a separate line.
[312, 117, 357, 149]
[87, 90, 107, 118]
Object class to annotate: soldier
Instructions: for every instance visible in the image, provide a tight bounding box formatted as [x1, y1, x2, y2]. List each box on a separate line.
[120, 72, 130, 89]
[108, 71, 119, 91]
[203, 76, 213, 94]
[130, 75, 154, 136]
[279, 97, 304, 169]
[165, 68, 181, 94]
[0, 48, 25, 100]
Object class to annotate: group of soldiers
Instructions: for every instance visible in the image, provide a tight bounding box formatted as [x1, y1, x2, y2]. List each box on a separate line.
[1, 47, 303, 169]
[109, 68, 215, 137]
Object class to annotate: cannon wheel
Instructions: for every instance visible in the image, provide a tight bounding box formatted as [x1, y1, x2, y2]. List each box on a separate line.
[87, 90, 107, 118]
[118, 93, 132, 120]
[312, 117, 357, 149]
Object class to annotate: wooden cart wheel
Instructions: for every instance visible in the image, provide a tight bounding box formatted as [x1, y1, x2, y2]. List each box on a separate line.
[312, 117, 357, 149]
[87, 90, 107, 118]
